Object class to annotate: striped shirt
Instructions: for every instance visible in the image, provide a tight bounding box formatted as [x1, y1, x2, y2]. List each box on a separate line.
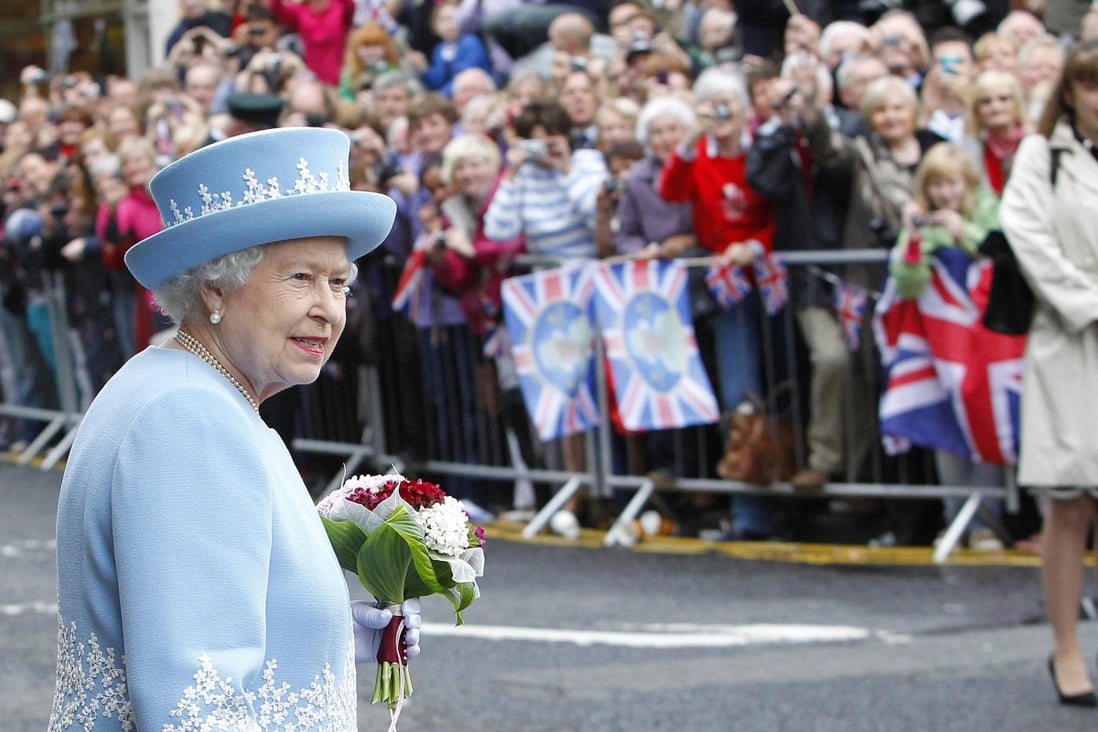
[484, 148, 607, 260]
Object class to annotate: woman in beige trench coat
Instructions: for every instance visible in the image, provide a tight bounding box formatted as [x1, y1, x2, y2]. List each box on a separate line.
[1000, 39, 1098, 708]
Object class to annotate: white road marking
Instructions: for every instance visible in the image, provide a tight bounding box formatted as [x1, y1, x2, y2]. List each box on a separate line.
[0, 602, 906, 649]
[0, 539, 56, 558]
[0, 601, 58, 616]
[422, 622, 883, 648]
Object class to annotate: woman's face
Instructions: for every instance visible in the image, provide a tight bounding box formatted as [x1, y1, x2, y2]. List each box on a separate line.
[529, 125, 571, 167]
[646, 112, 686, 161]
[597, 110, 635, 148]
[1020, 48, 1064, 94]
[1069, 78, 1098, 139]
[698, 17, 731, 52]
[977, 39, 1017, 73]
[508, 77, 541, 111]
[976, 82, 1020, 133]
[217, 236, 351, 401]
[121, 150, 154, 190]
[58, 119, 87, 146]
[412, 112, 453, 155]
[926, 173, 967, 212]
[4, 121, 32, 151]
[453, 154, 493, 198]
[108, 107, 140, 141]
[869, 95, 915, 144]
[701, 94, 744, 144]
[356, 43, 387, 68]
[80, 136, 109, 166]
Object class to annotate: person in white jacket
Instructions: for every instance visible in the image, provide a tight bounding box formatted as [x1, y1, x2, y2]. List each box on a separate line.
[1000, 39, 1098, 709]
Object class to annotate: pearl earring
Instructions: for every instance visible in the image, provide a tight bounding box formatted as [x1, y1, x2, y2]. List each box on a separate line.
[210, 311, 222, 325]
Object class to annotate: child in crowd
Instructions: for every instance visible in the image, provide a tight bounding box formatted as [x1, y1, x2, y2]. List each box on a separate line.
[888, 142, 1005, 550]
[409, 0, 493, 98]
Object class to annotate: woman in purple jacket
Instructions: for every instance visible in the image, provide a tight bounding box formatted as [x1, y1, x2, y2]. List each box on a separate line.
[609, 95, 697, 260]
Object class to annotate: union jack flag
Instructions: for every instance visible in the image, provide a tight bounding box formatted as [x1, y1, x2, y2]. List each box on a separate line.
[705, 263, 751, 308]
[873, 248, 1026, 465]
[753, 252, 788, 315]
[833, 282, 868, 351]
[391, 249, 427, 314]
[501, 265, 599, 441]
[591, 259, 720, 431]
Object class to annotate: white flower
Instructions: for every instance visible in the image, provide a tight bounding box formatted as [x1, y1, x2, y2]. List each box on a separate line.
[417, 497, 471, 558]
[316, 473, 405, 521]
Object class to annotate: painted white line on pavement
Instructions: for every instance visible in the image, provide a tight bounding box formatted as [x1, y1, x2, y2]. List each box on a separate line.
[0, 539, 56, 557]
[0, 601, 58, 616]
[421, 622, 876, 648]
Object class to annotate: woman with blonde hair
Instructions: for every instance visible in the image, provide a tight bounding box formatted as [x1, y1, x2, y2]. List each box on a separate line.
[888, 142, 1005, 549]
[595, 97, 641, 152]
[961, 69, 1027, 196]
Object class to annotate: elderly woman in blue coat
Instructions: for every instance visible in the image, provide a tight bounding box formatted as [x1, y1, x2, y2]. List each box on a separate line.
[48, 127, 421, 731]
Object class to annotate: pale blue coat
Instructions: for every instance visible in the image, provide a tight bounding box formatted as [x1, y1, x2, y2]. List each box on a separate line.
[48, 347, 357, 731]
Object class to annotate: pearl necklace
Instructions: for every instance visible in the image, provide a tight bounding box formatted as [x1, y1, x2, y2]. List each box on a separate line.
[174, 328, 260, 414]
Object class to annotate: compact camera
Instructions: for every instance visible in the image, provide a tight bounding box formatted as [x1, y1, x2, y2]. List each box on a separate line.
[373, 158, 403, 183]
[712, 103, 733, 121]
[603, 178, 625, 193]
[520, 138, 549, 161]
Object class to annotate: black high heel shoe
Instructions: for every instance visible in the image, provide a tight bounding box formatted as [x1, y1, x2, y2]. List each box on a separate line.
[1048, 655, 1098, 707]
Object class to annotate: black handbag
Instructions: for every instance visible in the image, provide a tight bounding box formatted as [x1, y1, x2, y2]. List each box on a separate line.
[978, 229, 1034, 335]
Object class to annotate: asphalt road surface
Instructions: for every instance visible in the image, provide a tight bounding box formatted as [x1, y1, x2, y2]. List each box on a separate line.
[3, 460, 1098, 732]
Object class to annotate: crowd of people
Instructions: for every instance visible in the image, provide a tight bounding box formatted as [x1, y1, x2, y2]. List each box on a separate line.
[1, 0, 1096, 549]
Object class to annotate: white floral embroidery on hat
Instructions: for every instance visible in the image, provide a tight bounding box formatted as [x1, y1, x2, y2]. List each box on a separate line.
[166, 159, 348, 227]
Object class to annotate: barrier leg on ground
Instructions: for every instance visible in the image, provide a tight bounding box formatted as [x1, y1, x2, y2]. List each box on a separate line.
[15, 414, 67, 466]
[604, 478, 655, 546]
[522, 476, 584, 539]
[933, 492, 982, 563]
[40, 421, 81, 470]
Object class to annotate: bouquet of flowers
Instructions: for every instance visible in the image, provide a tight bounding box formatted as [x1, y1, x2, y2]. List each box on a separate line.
[317, 473, 485, 721]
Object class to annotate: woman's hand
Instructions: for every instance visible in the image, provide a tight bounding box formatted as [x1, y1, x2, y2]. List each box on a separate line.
[929, 209, 965, 242]
[901, 201, 925, 233]
[784, 14, 821, 56]
[659, 233, 696, 258]
[444, 227, 475, 258]
[544, 138, 571, 175]
[61, 238, 87, 262]
[388, 170, 419, 196]
[405, 50, 428, 73]
[351, 599, 422, 664]
[720, 241, 757, 267]
[503, 144, 530, 180]
[767, 79, 804, 127]
[596, 181, 620, 214]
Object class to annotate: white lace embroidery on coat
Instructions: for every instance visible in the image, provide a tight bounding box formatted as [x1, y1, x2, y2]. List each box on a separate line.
[49, 616, 357, 731]
[49, 619, 135, 731]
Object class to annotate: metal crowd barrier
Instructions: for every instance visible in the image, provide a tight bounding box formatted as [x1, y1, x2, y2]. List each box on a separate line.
[0, 251, 1019, 561]
[290, 249, 1020, 562]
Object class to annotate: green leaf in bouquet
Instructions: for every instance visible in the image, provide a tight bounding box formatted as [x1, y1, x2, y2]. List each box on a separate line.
[320, 516, 367, 574]
[440, 581, 479, 625]
[357, 504, 451, 604]
[357, 522, 413, 605]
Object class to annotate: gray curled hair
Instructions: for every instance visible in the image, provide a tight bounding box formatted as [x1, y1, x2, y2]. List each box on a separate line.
[154, 246, 267, 324]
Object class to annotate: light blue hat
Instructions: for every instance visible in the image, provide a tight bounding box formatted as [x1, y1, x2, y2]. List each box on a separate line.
[124, 127, 395, 290]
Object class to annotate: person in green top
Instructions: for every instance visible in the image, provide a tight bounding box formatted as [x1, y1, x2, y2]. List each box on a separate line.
[889, 140, 1007, 551]
[889, 141, 1001, 300]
